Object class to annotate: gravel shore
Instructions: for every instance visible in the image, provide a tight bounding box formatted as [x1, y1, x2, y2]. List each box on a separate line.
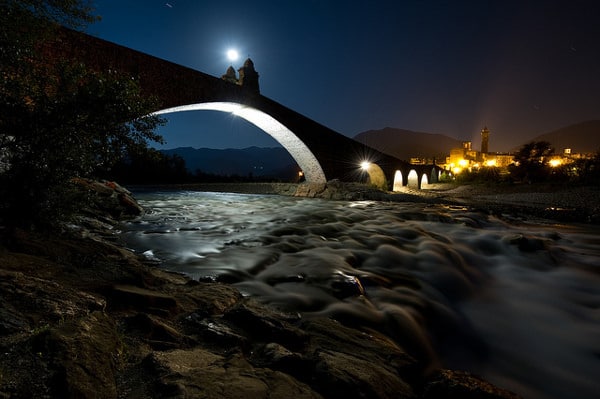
[129, 181, 600, 223]
[415, 183, 600, 223]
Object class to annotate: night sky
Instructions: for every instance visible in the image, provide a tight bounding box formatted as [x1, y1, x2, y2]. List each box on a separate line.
[87, 0, 600, 152]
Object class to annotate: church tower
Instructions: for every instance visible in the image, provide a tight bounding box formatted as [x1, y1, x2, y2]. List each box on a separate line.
[221, 65, 238, 84]
[238, 58, 260, 93]
[480, 126, 490, 154]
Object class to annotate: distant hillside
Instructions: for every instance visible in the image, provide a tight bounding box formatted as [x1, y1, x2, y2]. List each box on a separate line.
[353, 127, 462, 161]
[517, 120, 600, 154]
[161, 146, 298, 179]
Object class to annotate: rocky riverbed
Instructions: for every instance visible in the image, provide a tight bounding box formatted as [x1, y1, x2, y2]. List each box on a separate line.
[2, 180, 597, 398]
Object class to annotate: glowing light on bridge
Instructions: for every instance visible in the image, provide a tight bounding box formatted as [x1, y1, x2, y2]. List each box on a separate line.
[153, 102, 327, 184]
[358, 160, 387, 190]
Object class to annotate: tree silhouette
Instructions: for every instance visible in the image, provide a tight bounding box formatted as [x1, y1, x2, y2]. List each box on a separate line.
[1, 1, 164, 229]
[509, 141, 555, 183]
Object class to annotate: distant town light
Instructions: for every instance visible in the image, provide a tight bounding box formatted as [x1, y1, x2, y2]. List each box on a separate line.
[549, 159, 562, 168]
[486, 159, 497, 167]
[360, 161, 371, 171]
[458, 159, 468, 167]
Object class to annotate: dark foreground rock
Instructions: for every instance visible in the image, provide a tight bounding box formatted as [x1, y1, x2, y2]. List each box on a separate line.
[0, 182, 522, 398]
[0, 232, 521, 399]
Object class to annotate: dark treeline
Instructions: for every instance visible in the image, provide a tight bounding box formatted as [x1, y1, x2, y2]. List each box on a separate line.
[100, 149, 300, 185]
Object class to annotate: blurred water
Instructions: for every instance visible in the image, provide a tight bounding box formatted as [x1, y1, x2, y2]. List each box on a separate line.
[119, 190, 600, 399]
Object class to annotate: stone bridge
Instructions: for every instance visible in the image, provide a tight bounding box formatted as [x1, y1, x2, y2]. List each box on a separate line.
[50, 28, 442, 190]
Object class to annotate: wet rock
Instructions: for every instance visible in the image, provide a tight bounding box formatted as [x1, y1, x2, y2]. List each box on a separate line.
[504, 234, 547, 252]
[294, 183, 327, 198]
[329, 271, 366, 299]
[109, 284, 179, 314]
[302, 318, 418, 377]
[177, 281, 243, 316]
[0, 305, 28, 335]
[223, 299, 308, 350]
[143, 349, 322, 399]
[124, 313, 190, 350]
[184, 314, 249, 348]
[422, 369, 522, 399]
[314, 349, 416, 399]
[0, 269, 107, 329]
[253, 342, 312, 377]
[72, 177, 143, 220]
[32, 312, 120, 399]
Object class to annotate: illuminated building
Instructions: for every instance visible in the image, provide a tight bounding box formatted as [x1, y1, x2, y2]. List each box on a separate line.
[238, 58, 260, 93]
[443, 127, 513, 174]
[480, 126, 490, 154]
[443, 126, 597, 178]
[221, 58, 260, 93]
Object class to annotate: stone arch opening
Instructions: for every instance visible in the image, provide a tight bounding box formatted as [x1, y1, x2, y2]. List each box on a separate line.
[154, 102, 327, 184]
[361, 162, 387, 190]
[430, 167, 439, 184]
[407, 169, 419, 188]
[392, 170, 404, 191]
[420, 173, 429, 189]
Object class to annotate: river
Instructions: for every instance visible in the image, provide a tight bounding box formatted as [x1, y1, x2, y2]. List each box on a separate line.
[118, 190, 600, 399]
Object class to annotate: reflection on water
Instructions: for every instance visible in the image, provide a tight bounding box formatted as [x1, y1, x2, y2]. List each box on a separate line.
[119, 190, 600, 399]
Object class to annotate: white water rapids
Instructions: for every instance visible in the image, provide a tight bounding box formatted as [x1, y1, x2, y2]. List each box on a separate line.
[119, 190, 600, 399]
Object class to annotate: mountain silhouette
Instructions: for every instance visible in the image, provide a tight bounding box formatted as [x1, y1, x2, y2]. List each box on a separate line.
[515, 120, 600, 154]
[353, 127, 462, 161]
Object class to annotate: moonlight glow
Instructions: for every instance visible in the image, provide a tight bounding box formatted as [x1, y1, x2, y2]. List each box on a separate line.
[227, 49, 239, 62]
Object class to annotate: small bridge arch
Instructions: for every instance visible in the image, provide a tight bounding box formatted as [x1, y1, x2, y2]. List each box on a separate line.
[391, 165, 442, 190]
[359, 161, 387, 190]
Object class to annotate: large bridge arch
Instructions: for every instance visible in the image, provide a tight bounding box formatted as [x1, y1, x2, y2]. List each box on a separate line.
[154, 101, 327, 183]
[155, 102, 327, 184]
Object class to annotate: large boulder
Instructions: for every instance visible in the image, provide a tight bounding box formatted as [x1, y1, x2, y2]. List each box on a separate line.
[72, 178, 143, 220]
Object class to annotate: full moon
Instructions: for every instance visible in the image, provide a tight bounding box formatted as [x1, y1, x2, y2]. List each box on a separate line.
[227, 49, 239, 62]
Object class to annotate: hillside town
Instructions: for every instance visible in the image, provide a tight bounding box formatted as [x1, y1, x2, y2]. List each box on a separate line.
[410, 126, 596, 177]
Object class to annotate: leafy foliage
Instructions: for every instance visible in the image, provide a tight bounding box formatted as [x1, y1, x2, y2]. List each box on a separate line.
[571, 149, 600, 185]
[455, 166, 502, 184]
[508, 141, 555, 183]
[0, 0, 165, 229]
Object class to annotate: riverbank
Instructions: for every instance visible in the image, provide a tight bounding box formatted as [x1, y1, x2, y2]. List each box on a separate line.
[0, 181, 527, 398]
[419, 182, 600, 224]
[131, 181, 600, 224]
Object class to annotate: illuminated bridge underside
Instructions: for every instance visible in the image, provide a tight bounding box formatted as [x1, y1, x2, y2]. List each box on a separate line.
[155, 103, 326, 184]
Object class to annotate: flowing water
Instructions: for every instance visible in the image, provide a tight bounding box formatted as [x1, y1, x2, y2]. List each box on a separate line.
[119, 190, 600, 399]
